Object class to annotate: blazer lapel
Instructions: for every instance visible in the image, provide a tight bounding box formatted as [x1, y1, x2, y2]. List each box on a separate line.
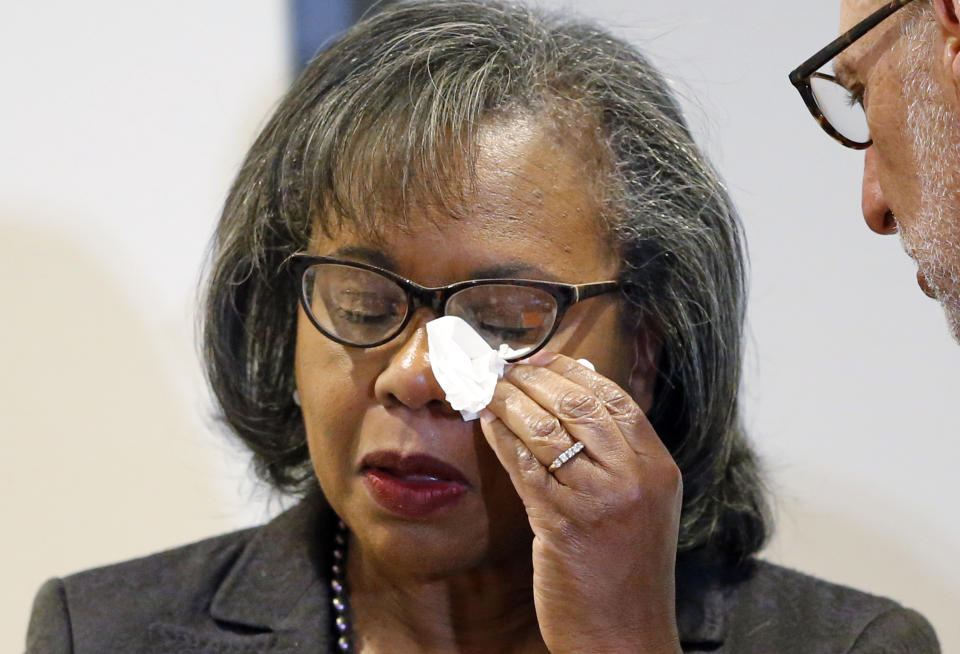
[145, 497, 740, 653]
[676, 553, 742, 651]
[148, 496, 336, 653]
[146, 623, 284, 653]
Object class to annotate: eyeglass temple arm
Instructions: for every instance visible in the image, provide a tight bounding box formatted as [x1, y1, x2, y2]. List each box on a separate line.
[789, 0, 916, 83]
[574, 281, 620, 302]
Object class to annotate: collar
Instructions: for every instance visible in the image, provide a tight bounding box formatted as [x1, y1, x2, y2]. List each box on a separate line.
[675, 551, 743, 648]
[181, 496, 734, 650]
[208, 495, 334, 632]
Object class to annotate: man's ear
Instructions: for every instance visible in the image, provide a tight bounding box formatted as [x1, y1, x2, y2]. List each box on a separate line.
[628, 330, 660, 413]
[934, 0, 960, 101]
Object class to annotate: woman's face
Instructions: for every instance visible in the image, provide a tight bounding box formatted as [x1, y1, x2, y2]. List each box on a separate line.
[295, 116, 654, 576]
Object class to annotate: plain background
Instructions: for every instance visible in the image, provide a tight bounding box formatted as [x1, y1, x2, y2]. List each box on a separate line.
[3, 1, 958, 652]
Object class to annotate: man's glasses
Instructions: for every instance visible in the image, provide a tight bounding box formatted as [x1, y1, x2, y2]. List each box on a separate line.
[789, 0, 918, 149]
[288, 254, 620, 361]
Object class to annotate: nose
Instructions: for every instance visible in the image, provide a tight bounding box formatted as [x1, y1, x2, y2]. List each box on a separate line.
[861, 146, 898, 235]
[373, 315, 451, 412]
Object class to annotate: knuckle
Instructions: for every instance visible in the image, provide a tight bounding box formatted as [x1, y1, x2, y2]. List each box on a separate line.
[552, 356, 581, 376]
[644, 460, 684, 505]
[515, 443, 542, 475]
[611, 398, 644, 424]
[597, 386, 642, 421]
[555, 389, 602, 420]
[528, 414, 565, 443]
[663, 462, 684, 496]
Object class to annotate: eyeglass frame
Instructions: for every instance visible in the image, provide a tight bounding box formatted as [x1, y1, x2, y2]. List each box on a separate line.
[287, 253, 621, 360]
[789, 0, 918, 150]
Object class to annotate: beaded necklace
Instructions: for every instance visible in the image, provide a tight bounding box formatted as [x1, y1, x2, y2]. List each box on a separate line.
[330, 520, 353, 652]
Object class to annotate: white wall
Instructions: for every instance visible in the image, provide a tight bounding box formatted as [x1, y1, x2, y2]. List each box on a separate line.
[0, 1, 291, 649]
[2, 1, 957, 652]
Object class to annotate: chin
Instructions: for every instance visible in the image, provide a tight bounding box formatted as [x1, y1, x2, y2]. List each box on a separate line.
[349, 499, 534, 580]
[354, 517, 495, 576]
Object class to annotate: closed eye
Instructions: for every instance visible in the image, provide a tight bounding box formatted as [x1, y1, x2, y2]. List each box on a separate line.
[846, 83, 866, 109]
[336, 307, 393, 324]
[476, 321, 536, 339]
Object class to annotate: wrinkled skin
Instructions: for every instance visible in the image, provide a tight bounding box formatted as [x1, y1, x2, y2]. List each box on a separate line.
[294, 115, 683, 654]
[836, 0, 960, 340]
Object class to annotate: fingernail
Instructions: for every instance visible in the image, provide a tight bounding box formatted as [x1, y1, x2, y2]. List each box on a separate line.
[527, 350, 557, 366]
[479, 408, 496, 423]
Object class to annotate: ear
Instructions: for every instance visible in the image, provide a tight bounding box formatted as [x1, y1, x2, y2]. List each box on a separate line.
[628, 329, 661, 413]
[934, 0, 960, 102]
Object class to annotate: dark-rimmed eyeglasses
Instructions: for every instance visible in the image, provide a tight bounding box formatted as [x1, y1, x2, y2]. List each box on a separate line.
[789, 0, 918, 149]
[288, 254, 620, 361]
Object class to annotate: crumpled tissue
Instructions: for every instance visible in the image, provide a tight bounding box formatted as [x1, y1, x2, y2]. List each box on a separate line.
[425, 315, 595, 421]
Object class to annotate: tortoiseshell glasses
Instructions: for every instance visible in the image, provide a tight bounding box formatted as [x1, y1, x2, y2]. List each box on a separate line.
[288, 254, 620, 361]
[789, 0, 918, 149]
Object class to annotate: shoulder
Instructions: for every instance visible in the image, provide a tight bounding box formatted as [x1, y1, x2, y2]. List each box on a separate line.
[73, 524, 258, 594]
[723, 560, 940, 653]
[26, 527, 257, 654]
[25, 497, 335, 654]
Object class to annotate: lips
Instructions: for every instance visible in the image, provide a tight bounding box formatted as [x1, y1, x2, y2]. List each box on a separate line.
[917, 270, 938, 299]
[360, 451, 469, 518]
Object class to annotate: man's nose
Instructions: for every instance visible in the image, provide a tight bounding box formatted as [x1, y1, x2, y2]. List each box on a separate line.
[373, 316, 452, 412]
[861, 146, 898, 235]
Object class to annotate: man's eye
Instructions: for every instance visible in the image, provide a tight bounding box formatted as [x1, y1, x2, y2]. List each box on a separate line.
[846, 84, 865, 109]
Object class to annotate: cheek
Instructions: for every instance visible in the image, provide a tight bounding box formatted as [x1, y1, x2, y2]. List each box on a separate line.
[548, 301, 648, 404]
[294, 311, 372, 491]
[869, 67, 923, 205]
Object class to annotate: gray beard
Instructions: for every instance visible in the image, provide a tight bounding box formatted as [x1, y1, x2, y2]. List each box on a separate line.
[901, 26, 960, 342]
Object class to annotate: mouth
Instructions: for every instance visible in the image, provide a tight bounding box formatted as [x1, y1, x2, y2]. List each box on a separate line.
[360, 451, 469, 518]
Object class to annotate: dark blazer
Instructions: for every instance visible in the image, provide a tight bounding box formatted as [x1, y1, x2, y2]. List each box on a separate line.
[26, 498, 940, 653]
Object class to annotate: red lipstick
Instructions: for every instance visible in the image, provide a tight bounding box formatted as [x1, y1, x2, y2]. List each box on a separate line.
[360, 451, 468, 518]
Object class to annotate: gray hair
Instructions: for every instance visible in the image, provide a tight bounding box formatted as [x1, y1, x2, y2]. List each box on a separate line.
[203, 0, 769, 565]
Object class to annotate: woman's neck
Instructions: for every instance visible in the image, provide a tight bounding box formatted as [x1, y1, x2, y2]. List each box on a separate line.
[346, 538, 548, 654]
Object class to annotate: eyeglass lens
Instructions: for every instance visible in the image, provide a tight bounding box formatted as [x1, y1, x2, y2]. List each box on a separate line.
[301, 263, 560, 353]
[303, 263, 409, 344]
[810, 69, 870, 144]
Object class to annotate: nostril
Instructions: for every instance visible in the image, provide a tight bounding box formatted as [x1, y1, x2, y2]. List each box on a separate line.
[427, 397, 457, 417]
[382, 392, 403, 409]
[883, 211, 898, 233]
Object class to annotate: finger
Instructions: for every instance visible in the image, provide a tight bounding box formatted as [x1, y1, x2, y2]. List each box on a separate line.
[486, 378, 588, 472]
[477, 408, 559, 501]
[503, 362, 628, 464]
[528, 352, 670, 459]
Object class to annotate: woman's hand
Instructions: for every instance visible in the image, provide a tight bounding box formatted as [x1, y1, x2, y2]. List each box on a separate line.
[479, 352, 683, 654]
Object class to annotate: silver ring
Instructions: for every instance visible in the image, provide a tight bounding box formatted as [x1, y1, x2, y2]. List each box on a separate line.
[547, 441, 585, 472]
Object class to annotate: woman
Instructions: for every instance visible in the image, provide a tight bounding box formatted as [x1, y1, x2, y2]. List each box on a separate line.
[26, 1, 938, 652]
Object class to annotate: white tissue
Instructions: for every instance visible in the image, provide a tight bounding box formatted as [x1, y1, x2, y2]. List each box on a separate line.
[425, 316, 595, 421]
[425, 316, 524, 420]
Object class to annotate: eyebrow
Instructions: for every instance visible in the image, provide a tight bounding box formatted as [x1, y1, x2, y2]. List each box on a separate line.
[326, 245, 562, 282]
[328, 245, 398, 270]
[832, 57, 858, 90]
[471, 262, 562, 282]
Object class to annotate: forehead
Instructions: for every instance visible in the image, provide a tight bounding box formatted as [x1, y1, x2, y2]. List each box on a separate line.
[839, 0, 887, 32]
[311, 114, 617, 284]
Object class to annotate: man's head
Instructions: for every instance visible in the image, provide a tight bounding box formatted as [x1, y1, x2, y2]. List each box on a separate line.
[793, 0, 960, 339]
